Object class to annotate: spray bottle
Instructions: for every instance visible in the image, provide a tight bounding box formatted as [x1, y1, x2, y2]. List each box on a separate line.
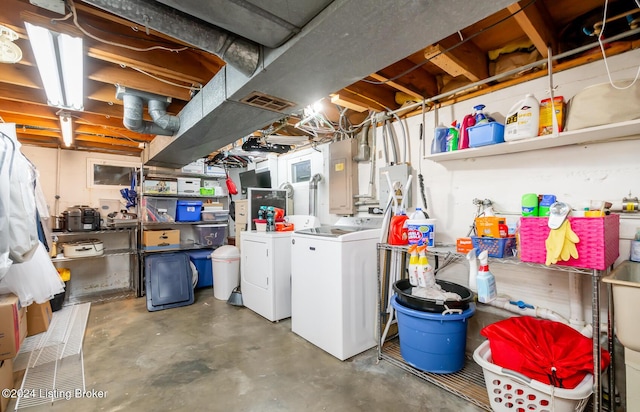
[417, 244, 435, 288]
[407, 244, 419, 286]
[466, 248, 477, 292]
[476, 250, 497, 303]
[446, 121, 459, 152]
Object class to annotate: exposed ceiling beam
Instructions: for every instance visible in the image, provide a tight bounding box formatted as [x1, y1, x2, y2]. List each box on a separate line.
[87, 61, 193, 101]
[0, 64, 41, 89]
[75, 134, 143, 148]
[368, 73, 424, 101]
[344, 81, 398, 112]
[74, 124, 153, 141]
[424, 35, 488, 82]
[507, 0, 556, 57]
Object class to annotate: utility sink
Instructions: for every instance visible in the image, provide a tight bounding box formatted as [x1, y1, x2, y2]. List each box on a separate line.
[603, 261, 640, 351]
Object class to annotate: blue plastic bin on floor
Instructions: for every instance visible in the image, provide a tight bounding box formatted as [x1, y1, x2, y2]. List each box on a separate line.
[187, 249, 214, 288]
[391, 295, 475, 373]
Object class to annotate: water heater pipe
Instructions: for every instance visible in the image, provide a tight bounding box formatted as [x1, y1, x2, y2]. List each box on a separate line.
[309, 173, 322, 216]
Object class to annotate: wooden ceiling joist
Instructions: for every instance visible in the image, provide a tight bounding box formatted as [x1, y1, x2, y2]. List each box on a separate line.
[424, 35, 488, 82]
[87, 62, 193, 101]
[74, 124, 152, 141]
[507, 0, 557, 57]
[74, 134, 143, 148]
[368, 73, 424, 102]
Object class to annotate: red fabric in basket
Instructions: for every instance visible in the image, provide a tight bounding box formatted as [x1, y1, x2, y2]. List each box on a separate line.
[481, 316, 609, 389]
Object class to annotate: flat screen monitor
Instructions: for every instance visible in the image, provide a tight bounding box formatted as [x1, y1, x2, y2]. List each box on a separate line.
[256, 170, 271, 189]
[239, 169, 257, 196]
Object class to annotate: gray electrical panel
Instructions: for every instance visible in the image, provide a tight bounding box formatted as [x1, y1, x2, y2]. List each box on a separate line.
[379, 164, 412, 209]
[329, 139, 358, 215]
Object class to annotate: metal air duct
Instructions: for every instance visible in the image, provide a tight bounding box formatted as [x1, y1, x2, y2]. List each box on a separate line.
[309, 173, 322, 217]
[116, 86, 180, 136]
[80, 0, 260, 77]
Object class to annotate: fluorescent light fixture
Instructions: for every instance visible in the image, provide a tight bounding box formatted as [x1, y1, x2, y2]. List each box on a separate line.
[25, 22, 84, 111]
[59, 113, 73, 147]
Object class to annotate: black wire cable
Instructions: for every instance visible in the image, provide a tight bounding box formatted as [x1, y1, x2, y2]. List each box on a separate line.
[362, 0, 539, 85]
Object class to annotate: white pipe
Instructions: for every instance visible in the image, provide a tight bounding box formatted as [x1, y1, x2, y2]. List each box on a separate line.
[569, 272, 586, 328]
[486, 297, 569, 324]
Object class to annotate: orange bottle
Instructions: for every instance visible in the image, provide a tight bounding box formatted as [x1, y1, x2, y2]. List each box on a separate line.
[388, 213, 409, 245]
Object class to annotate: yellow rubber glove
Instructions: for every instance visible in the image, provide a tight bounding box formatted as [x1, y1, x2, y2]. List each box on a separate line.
[559, 220, 579, 262]
[545, 221, 567, 266]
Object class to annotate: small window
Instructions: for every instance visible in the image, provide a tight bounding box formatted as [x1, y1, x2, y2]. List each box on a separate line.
[88, 159, 141, 189]
[291, 160, 311, 183]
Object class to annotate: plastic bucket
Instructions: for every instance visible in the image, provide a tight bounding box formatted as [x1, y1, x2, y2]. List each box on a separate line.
[391, 295, 475, 373]
[406, 218, 436, 246]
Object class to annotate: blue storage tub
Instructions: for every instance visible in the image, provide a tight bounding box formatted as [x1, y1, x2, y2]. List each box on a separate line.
[468, 122, 505, 147]
[176, 200, 202, 222]
[391, 295, 475, 373]
[187, 249, 214, 288]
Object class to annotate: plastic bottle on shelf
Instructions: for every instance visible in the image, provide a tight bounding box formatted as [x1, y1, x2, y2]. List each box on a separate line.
[407, 244, 420, 286]
[416, 244, 435, 288]
[473, 104, 489, 124]
[431, 124, 449, 154]
[504, 94, 540, 141]
[406, 208, 436, 247]
[388, 212, 409, 245]
[446, 122, 459, 152]
[476, 250, 497, 303]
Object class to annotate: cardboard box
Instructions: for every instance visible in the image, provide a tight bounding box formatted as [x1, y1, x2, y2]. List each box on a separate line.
[538, 96, 565, 136]
[475, 217, 506, 238]
[456, 237, 474, 254]
[26, 301, 52, 337]
[0, 294, 27, 361]
[143, 179, 178, 195]
[142, 229, 180, 250]
[0, 359, 13, 412]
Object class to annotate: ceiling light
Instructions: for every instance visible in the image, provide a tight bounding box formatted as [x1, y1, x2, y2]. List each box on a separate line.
[59, 113, 73, 147]
[25, 22, 84, 111]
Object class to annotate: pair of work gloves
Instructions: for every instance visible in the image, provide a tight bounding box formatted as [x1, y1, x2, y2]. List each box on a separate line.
[545, 220, 580, 266]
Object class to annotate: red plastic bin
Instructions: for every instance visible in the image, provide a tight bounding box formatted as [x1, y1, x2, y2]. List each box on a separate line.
[519, 214, 619, 270]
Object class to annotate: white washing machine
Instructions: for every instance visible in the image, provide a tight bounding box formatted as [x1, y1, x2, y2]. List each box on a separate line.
[290, 217, 382, 361]
[241, 215, 319, 322]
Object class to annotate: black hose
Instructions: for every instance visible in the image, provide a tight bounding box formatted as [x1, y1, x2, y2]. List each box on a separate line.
[417, 124, 429, 218]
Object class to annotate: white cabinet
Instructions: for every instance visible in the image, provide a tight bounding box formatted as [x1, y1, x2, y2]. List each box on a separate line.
[240, 231, 292, 322]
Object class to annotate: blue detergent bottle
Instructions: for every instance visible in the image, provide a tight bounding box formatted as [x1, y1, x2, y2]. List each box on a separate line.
[431, 123, 449, 154]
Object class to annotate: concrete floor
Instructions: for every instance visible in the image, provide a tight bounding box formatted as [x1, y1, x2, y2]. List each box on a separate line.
[19, 289, 484, 412]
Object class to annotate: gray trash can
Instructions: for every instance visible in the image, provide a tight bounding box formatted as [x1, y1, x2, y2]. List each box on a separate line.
[211, 245, 240, 301]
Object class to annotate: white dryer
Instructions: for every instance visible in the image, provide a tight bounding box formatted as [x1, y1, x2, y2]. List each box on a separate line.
[290, 217, 382, 361]
[241, 215, 319, 322]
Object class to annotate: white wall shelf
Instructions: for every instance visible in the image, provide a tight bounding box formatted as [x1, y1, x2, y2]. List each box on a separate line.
[424, 119, 640, 162]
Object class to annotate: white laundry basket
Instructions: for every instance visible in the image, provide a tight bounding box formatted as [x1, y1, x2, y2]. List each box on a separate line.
[211, 246, 240, 301]
[473, 340, 593, 412]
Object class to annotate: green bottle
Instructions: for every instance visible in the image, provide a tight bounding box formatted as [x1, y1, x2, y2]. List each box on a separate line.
[446, 121, 459, 152]
[522, 193, 539, 216]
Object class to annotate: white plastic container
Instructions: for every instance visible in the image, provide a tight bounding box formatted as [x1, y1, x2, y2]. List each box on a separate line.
[406, 209, 435, 247]
[504, 93, 540, 141]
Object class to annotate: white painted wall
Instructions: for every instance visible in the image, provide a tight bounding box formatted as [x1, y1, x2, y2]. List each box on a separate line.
[19, 145, 141, 218]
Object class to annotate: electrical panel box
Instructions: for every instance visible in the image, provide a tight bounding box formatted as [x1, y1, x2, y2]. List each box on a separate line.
[329, 139, 358, 215]
[379, 164, 412, 209]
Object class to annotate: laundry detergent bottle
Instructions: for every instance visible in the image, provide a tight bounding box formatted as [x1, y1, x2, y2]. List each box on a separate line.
[476, 250, 497, 303]
[504, 94, 540, 141]
[417, 244, 435, 288]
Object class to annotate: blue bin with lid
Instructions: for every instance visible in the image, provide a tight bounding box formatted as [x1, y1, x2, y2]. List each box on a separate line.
[176, 200, 202, 222]
[187, 249, 214, 288]
[391, 295, 475, 373]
